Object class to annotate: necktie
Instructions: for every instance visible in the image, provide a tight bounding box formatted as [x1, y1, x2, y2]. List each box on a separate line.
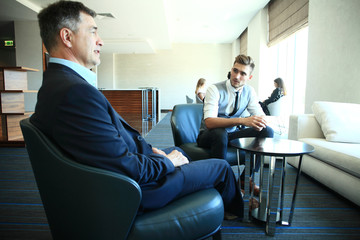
[230, 91, 239, 116]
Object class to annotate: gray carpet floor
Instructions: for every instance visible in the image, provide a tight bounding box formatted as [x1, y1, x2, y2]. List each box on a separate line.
[1, 113, 359, 239]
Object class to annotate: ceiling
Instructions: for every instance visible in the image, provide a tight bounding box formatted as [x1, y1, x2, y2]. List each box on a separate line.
[0, 0, 269, 54]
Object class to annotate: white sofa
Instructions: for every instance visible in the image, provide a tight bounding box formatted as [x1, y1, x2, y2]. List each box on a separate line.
[287, 101, 360, 206]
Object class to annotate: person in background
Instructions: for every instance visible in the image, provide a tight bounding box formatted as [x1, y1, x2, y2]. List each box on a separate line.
[195, 78, 207, 103]
[31, 0, 244, 219]
[259, 77, 287, 115]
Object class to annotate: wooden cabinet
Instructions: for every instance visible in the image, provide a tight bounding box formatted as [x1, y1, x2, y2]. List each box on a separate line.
[0, 66, 38, 146]
[101, 89, 159, 121]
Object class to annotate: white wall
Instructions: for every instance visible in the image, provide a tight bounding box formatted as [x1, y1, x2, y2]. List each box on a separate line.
[97, 53, 115, 89]
[14, 20, 42, 112]
[231, 38, 240, 61]
[305, 0, 360, 112]
[246, 14, 260, 92]
[247, 6, 269, 95]
[110, 43, 232, 110]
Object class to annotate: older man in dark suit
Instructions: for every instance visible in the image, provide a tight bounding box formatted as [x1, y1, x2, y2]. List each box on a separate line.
[31, 1, 243, 217]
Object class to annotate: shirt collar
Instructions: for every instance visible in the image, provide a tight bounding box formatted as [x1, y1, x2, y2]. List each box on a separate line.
[49, 57, 97, 87]
[226, 79, 243, 94]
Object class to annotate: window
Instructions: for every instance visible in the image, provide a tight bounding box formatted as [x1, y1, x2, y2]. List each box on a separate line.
[268, 27, 308, 114]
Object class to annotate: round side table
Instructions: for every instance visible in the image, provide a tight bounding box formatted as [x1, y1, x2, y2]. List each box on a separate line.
[230, 137, 314, 236]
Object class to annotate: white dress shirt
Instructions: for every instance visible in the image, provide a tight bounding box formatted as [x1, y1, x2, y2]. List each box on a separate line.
[203, 80, 264, 120]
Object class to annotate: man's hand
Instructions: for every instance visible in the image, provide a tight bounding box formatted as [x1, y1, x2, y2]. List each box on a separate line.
[166, 150, 189, 167]
[242, 116, 267, 131]
[152, 147, 166, 156]
[153, 148, 189, 167]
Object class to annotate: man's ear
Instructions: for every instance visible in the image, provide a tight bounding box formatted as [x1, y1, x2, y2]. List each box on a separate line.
[59, 28, 73, 48]
[249, 75, 253, 80]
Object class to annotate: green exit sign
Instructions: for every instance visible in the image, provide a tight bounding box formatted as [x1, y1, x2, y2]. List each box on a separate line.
[4, 40, 14, 47]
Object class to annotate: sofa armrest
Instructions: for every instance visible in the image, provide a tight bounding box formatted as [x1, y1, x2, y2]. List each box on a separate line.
[288, 114, 325, 140]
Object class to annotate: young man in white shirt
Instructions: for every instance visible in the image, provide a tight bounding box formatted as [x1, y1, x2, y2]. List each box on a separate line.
[197, 54, 274, 160]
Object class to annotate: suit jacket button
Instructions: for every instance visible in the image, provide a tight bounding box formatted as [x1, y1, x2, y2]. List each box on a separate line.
[137, 136, 143, 141]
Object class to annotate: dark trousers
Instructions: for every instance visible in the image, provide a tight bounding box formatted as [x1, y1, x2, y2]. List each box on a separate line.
[197, 126, 274, 159]
[140, 147, 243, 217]
[197, 127, 274, 183]
[259, 102, 270, 115]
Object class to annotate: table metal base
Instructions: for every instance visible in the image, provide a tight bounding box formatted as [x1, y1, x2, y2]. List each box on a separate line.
[241, 151, 304, 236]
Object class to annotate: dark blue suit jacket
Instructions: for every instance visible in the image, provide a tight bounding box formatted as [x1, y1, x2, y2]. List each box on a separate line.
[31, 63, 182, 210]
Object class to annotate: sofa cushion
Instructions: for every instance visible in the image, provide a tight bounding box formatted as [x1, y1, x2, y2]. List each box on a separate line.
[299, 137, 360, 178]
[312, 101, 360, 143]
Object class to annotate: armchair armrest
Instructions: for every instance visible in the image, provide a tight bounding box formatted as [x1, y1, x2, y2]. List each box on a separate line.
[288, 114, 324, 140]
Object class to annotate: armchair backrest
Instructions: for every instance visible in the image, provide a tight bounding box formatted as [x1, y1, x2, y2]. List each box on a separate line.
[185, 95, 194, 103]
[170, 104, 203, 146]
[20, 118, 141, 240]
[267, 96, 288, 116]
[196, 94, 203, 103]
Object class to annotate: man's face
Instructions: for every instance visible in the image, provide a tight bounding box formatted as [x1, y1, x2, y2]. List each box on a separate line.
[71, 12, 103, 69]
[229, 63, 252, 89]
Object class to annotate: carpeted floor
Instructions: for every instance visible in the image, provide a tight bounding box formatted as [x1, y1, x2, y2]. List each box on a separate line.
[1, 113, 360, 239]
[144, 112, 175, 149]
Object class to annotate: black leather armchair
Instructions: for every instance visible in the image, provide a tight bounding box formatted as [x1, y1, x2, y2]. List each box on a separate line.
[170, 104, 243, 165]
[20, 118, 224, 240]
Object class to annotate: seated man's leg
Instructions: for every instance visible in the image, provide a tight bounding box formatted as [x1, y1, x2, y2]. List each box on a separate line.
[228, 126, 274, 190]
[228, 126, 274, 141]
[258, 126, 274, 138]
[259, 102, 270, 116]
[249, 127, 274, 169]
[179, 159, 243, 218]
[228, 126, 274, 167]
[197, 128, 228, 159]
[139, 159, 243, 218]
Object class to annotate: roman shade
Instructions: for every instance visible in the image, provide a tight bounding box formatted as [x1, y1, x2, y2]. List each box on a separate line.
[268, 0, 309, 46]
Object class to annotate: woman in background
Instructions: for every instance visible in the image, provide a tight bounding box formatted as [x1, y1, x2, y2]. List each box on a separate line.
[195, 78, 207, 103]
[260, 77, 287, 115]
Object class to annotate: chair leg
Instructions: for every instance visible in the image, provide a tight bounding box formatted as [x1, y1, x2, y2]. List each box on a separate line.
[213, 229, 222, 240]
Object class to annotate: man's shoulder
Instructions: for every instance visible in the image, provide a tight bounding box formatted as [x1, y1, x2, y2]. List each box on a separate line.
[40, 64, 98, 104]
[213, 80, 227, 87]
[210, 80, 227, 92]
[243, 84, 255, 93]
[46, 63, 81, 78]
[45, 63, 87, 86]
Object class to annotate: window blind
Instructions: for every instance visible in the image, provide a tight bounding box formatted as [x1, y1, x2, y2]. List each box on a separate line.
[268, 0, 309, 46]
